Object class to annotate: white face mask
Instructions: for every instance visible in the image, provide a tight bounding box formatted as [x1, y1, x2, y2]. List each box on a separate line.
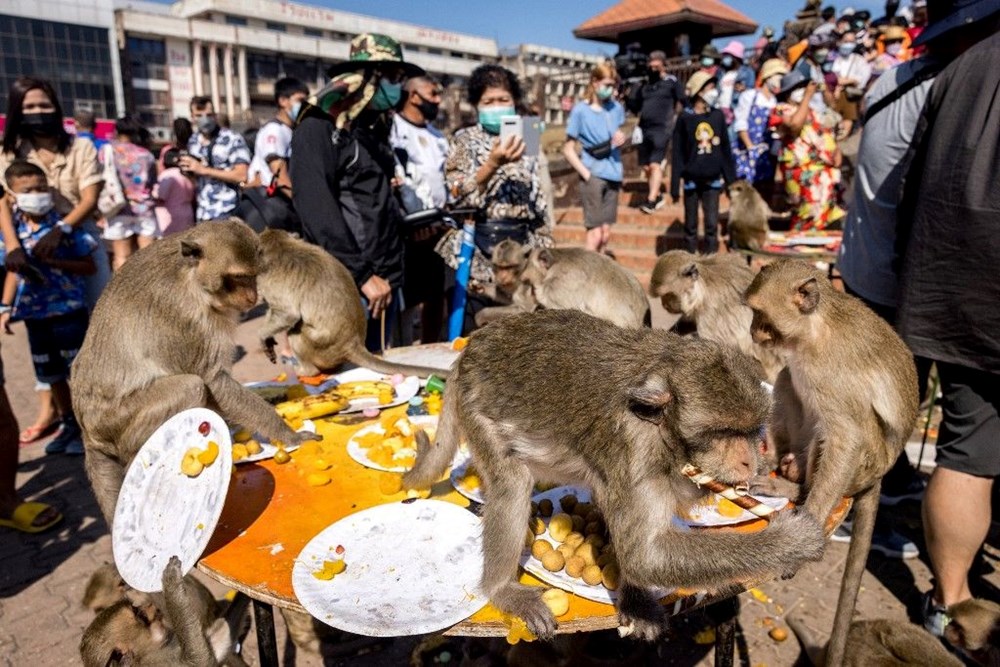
[789, 88, 806, 104]
[765, 75, 783, 93]
[15, 191, 54, 217]
[700, 88, 720, 108]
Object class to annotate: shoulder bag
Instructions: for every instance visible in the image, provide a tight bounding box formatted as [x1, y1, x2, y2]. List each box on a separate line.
[97, 143, 127, 218]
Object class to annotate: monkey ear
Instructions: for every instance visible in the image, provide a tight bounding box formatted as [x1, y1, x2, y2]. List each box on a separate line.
[180, 240, 204, 264]
[536, 248, 555, 269]
[793, 277, 820, 314]
[627, 375, 673, 424]
[681, 263, 699, 280]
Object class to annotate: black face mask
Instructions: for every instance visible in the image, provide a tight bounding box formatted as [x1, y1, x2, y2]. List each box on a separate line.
[22, 111, 62, 136]
[648, 70, 663, 83]
[415, 95, 439, 123]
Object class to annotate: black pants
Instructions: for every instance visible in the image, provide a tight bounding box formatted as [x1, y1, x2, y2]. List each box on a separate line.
[683, 182, 721, 253]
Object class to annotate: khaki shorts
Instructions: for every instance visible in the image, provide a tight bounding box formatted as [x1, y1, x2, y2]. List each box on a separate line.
[580, 176, 621, 229]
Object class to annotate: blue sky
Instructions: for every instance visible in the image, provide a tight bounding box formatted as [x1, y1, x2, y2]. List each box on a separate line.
[315, 0, 888, 53]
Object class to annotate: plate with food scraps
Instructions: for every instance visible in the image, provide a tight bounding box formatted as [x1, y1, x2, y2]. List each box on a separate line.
[522, 486, 672, 605]
[113, 408, 232, 593]
[347, 415, 438, 473]
[231, 420, 316, 465]
[330, 367, 421, 413]
[292, 499, 487, 636]
[676, 493, 788, 528]
[450, 454, 485, 504]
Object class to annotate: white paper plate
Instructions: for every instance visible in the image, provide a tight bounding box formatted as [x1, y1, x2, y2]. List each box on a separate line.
[231, 420, 316, 465]
[331, 368, 421, 413]
[346, 415, 438, 473]
[450, 454, 485, 504]
[676, 494, 788, 528]
[292, 499, 487, 636]
[112, 408, 232, 593]
[522, 486, 672, 605]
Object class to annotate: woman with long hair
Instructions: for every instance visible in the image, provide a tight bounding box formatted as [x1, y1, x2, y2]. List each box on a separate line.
[562, 63, 626, 254]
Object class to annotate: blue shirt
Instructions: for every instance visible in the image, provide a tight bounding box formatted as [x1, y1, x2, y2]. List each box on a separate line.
[566, 100, 625, 183]
[8, 208, 97, 321]
[187, 128, 251, 220]
[76, 130, 108, 152]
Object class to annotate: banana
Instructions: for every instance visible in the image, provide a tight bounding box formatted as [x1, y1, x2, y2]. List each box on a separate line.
[336, 380, 395, 401]
[275, 391, 350, 421]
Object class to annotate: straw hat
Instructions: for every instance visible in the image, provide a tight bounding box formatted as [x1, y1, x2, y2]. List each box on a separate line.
[686, 71, 716, 98]
[880, 25, 908, 41]
[759, 59, 790, 83]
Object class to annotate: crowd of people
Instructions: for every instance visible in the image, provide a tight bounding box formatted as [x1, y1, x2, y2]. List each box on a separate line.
[0, 0, 996, 655]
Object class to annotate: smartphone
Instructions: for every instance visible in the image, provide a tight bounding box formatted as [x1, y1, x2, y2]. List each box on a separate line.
[499, 115, 542, 156]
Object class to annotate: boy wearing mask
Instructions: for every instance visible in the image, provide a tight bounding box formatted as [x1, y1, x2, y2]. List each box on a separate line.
[179, 97, 251, 221]
[0, 160, 95, 455]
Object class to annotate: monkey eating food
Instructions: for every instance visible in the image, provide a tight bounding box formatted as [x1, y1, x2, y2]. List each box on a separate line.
[726, 180, 771, 251]
[744, 259, 919, 667]
[403, 310, 825, 640]
[72, 221, 321, 529]
[475, 243, 651, 329]
[649, 250, 784, 382]
[256, 229, 449, 378]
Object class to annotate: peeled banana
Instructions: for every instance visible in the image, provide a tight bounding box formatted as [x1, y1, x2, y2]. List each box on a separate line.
[336, 380, 395, 404]
[275, 391, 350, 421]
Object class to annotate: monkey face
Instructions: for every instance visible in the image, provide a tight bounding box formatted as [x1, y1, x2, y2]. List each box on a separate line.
[744, 260, 827, 349]
[491, 240, 530, 291]
[649, 252, 702, 316]
[180, 221, 263, 316]
[82, 601, 168, 667]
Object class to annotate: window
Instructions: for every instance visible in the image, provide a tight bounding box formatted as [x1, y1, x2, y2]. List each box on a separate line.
[265, 22, 286, 32]
[304, 28, 322, 38]
[126, 37, 166, 80]
[225, 15, 247, 26]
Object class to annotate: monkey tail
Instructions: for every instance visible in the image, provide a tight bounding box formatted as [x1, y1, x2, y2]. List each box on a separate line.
[826, 482, 880, 667]
[401, 371, 462, 490]
[786, 614, 827, 666]
[345, 343, 452, 380]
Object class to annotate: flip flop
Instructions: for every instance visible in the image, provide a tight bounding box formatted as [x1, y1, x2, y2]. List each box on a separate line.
[0, 501, 63, 533]
[19, 422, 60, 445]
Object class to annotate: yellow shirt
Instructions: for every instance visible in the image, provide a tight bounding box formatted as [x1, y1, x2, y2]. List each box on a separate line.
[0, 138, 103, 218]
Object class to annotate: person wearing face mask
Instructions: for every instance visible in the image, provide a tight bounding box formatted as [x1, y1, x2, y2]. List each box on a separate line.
[773, 70, 844, 231]
[178, 96, 251, 221]
[718, 41, 756, 124]
[563, 64, 627, 254]
[0, 160, 97, 459]
[238, 77, 309, 234]
[291, 33, 423, 351]
[389, 75, 449, 344]
[670, 72, 734, 253]
[0, 76, 111, 449]
[625, 50, 685, 214]
[873, 25, 911, 78]
[732, 59, 789, 202]
[831, 32, 873, 136]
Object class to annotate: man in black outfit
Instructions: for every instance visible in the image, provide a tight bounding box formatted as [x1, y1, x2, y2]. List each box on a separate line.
[627, 50, 685, 214]
[290, 33, 424, 352]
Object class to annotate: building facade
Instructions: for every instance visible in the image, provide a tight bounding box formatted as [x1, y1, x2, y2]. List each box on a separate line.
[500, 43, 605, 125]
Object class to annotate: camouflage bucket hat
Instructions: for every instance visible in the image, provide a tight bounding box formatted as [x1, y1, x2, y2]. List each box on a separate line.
[326, 33, 425, 78]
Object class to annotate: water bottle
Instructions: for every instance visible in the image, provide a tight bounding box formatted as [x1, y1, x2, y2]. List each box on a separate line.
[448, 221, 476, 340]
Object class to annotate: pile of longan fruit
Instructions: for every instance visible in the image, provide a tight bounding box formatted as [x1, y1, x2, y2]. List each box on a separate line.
[527, 493, 620, 591]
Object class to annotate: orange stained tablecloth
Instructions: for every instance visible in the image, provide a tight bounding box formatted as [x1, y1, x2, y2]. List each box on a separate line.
[198, 404, 850, 637]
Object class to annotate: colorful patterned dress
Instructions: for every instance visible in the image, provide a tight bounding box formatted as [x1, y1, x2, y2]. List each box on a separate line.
[773, 104, 845, 231]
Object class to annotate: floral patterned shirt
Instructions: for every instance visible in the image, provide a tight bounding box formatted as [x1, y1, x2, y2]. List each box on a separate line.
[108, 140, 156, 219]
[187, 128, 251, 220]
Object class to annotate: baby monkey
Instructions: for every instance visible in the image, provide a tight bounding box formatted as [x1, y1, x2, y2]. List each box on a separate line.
[404, 310, 825, 640]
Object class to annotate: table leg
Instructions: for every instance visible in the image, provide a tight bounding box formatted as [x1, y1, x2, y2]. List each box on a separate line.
[253, 599, 280, 667]
[710, 597, 739, 667]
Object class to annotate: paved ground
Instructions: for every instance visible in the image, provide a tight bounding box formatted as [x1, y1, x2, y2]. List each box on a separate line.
[1, 302, 997, 666]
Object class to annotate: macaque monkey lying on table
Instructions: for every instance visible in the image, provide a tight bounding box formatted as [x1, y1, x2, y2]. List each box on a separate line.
[404, 309, 825, 640]
[744, 259, 919, 667]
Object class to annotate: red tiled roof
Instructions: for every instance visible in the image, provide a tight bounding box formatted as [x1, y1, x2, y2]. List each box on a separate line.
[574, 0, 757, 40]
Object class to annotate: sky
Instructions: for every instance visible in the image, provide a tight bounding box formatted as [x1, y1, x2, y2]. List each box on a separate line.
[313, 0, 889, 54]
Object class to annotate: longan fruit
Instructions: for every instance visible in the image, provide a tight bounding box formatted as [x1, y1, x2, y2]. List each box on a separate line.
[272, 448, 291, 464]
[585, 509, 602, 524]
[584, 534, 605, 550]
[524, 529, 534, 548]
[596, 552, 613, 568]
[530, 501, 539, 517]
[531, 540, 553, 560]
[529, 516, 546, 536]
[548, 513, 573, 542]
[769, 627, 788, 642]
[538, 499, 554, 517]
[559, 494, 578, 513]
[585, 521, 603, 536]
[564, 532, 585, 549]
[564, 555, 586, 578]
[575, 543, 599, 567]
[573, 502, 592, 518]
[556, 544, 575, 560]
[601, 563, 621, 591]
[244, 439, 263, 455]
[582, 564, 603, 586]
[569, 515, 583, 533]
[540, 549, 565, 573]
[231, 443, 249, 462]
[541, 588, 570, 617]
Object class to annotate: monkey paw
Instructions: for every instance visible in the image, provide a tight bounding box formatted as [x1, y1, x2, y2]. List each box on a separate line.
[492, 584, 557, 640]
[162, 555, 184, 588]
[615, 584, 668, 641]
[768, 511, 826, 577]
[779, 453, 804, 483]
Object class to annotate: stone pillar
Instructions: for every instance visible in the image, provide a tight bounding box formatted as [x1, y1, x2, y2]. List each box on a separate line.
[208, 43, 220, 111]
[192, 39, 203, 95]
[223, 43, 235, 118]
[238, 46, 250, 111]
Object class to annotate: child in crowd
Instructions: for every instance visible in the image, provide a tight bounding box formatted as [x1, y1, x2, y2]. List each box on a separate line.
[671, 72, 736, 253]
[154, 148, 196, 237]
[0, 160, 96, 455]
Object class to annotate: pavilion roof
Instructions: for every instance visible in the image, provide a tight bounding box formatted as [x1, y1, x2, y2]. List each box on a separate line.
[574, 0, 757, 42]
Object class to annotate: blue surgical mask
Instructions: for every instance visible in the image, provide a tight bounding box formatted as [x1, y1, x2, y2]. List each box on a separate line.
[596, 85, 614, 101]
[838, 43, 856, 57]
[821, 61, 833, 73]
[370, 80, 402, 111]
[700, 57, 715, 67]
[289, 101, 302, 123]
[721, 56, 734, 68]
[478, 105, 515, 134]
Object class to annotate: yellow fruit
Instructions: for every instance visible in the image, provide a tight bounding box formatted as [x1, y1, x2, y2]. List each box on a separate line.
[313, 458, 331, 471]
[548, 513, 573, 542]
[564, 555, 586, 578]
[232, 429, 252, 443]
[307, 473, 331, 487]
[717, 497, 745, 518]
[244, 439, 263, 455]
[379, 474, 403, 495]
[571, 515, 585, 533]
[276, 392, 349, 420]
[530, 540, 553, 559]
[769, 627, 788, 642]
[461, 474, 481, 490]
[181, 448, 204, 477]
[452, 337, 468, 351]
[582, 564, 603, 586]
[540, 549, 565, 572]
[556, 544, 575, 560]
[601, 563, 620, 591]
[529, 516, 545, 536]
[574, 543, 599, 567]
[197, 441, 219, 466]
[564, 532, 585, 549]
[541, 588, 570, 617]
[312, 559, 347, 580]
[231, 444, 249, 462]
[584, 534, 605, 550]
[273, 448, 291, 464]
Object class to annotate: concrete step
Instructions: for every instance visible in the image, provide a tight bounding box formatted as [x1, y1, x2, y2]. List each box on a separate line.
[554, 205, 684, 229]
[551, 224, 666, 251]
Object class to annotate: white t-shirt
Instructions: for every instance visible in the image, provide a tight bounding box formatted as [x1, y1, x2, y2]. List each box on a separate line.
[248, 120, 292, 187]
[389, 114, 449, 213]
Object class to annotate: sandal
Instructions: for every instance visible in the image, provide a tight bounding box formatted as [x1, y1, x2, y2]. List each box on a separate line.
[19, 421, 61, 446]
[0, 501, 63, 533]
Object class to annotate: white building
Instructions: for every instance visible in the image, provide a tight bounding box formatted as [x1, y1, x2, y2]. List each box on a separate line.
[501, 43, 605, 125]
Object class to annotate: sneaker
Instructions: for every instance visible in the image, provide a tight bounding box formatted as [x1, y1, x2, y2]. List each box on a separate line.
[830, 519, 853, 543]
[638, 196, 664, 214]
[922, 591, 950, 638]
[870, 528, 920, 559]
[880, 477, 927, 506]
[45, 417, 81, 455]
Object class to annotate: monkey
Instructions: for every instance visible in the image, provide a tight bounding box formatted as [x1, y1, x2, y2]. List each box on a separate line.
[648, 251, 785, 383]
[743, 259, 919, 667]
[80, 556, 250, 667]
[483, 238, 530, 305]
[786, 598, 1000, 667]
[726, 180, 771, 251]
[474, 243, 651, 328]
[255, 229, 449, 378]
[72, 221, 322, 529]
[403, 309, 826, 640]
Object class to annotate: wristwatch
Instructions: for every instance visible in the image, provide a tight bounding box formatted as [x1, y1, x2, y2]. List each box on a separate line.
[56, 221, 73, 234]
[0, 304, 11, 314]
